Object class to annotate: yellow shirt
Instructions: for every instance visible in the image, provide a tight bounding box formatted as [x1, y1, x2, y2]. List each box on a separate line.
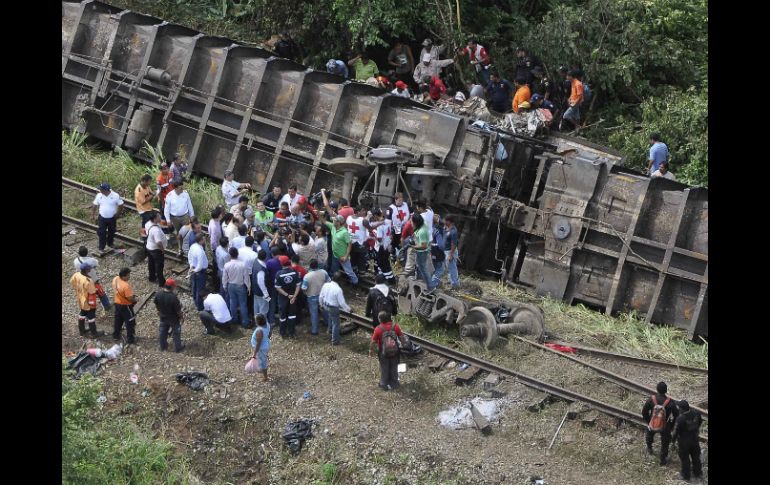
[134, 183, 153, 213]
[112, 276, 135, 305]
[70, 272, 96, 311]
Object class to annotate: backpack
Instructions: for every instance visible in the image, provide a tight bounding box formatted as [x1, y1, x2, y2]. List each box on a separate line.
[648, 395, 671, 432]
[379, 323, 400, 358]
[583, 83, 592, 104]
[374, 290, 397, 317]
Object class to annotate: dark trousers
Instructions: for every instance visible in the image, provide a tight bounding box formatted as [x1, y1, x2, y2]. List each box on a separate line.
[139, 211, 154, 227]
[378, 353, 400, 388]
[351, 242, 367, 273]
[147, 249, 165, 285]
[97, 215, 117, 250]
[646, 428, 672, 462]
[191, 270, 207, 311]
[277, 295, 297, 337]
[78, 309, 97, 335]
[391, 233, 401, 254]
[678, 440, 702, 479]
[199, 310, 233, 333]
[113, 304, 136, 342]
[159, 322, 182, 351]
[376, 247, 395, 283]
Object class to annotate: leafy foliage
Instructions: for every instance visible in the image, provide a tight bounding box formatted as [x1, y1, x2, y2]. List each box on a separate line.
[61, 360, 195, 484]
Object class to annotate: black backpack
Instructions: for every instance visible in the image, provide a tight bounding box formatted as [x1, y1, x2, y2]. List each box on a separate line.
[374, 290, 397, 317]
[379, 323, 400, 358]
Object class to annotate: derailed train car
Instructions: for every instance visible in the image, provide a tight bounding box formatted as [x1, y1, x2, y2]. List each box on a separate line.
[61, 1, 708, 339]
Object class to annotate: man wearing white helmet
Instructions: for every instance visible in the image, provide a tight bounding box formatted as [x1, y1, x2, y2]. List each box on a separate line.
[413, 53, 453, 84]
[419, 38, 446, 61]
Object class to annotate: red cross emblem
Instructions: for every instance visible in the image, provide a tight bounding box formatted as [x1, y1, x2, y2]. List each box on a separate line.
[349, 221, 360, 233]
[386, 227, 390, 236]
[397, 210, 406, 221]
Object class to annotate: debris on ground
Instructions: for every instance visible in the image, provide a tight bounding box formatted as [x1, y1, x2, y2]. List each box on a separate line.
[544, 343, 577, 354]
[67, 351, 103, 378]
[438, 396, 512, 430]
[175, 371, 209, 391]
[282, 419, 315, 455]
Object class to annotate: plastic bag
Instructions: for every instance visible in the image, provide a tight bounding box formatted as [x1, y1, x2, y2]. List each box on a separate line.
[244, 358, 260, 374]
[104, 344, 122, 360]
[175, 371, 209, 391]
[282, 419, 314, 455]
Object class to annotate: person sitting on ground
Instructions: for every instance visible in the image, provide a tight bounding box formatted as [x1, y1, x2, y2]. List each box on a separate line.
[348, 52, 379, 82]
[249, 314, 272, 382]
[154, 278, 184, 352]
[369, 311, 408, 391]
[512, 77, 532, 114]
[200, 290, 234, 334]
[221, 169, 252, 207]
[651, 161, 676, 180]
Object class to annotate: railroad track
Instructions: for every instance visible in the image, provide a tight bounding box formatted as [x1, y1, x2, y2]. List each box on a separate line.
[340, 310, 708, 444]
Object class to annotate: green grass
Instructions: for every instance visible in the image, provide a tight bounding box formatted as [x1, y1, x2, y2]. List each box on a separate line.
[62, 130, 233, 221]
[62, 360, 196, 484]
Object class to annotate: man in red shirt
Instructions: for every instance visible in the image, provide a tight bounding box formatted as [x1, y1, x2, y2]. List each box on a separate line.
[421, 75, 446, 101]
[369, 311, 408, 390]
[400, 216, 416, 276]
[456, 38, 492, 85]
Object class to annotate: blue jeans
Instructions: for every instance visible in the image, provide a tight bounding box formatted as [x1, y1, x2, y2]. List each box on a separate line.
[227, 283, 249, 327]
[330, 255, 358, 284]
[432, 250, 460, 288]
[416, 250, 436, 290]
[324, 306, 341, 344]
[306, 295, 323, 335]
[191, 270, 207, 311]
[159, 322, 182, 351]
[478, 67, 491, 86]
[267, 287, 276, 326]
[253, 294, 270, 320]
[217, 269, 226, 298]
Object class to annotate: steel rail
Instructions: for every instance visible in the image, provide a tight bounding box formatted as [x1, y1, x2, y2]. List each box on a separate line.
[340, 310, 707, 444]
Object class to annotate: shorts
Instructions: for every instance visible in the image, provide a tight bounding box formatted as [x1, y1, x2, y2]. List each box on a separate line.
[563, 105, 580, 121]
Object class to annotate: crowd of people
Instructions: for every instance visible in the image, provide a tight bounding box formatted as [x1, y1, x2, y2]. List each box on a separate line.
[70, 164, 465, 389]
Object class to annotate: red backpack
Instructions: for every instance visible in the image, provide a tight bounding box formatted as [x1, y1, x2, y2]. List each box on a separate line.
[648, 395, 671, 432]
[379, 323, 400, 358]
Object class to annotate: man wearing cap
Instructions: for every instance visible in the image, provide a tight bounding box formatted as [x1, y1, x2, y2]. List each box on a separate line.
[156, 163, 174, 218]
[419, 38, 446, 62]
[134, 174, 157, 228]
[512, 77, 532, 114]
[457, 38, 492, 85]
[170, 153, 188, 181]
[70, 264, 105, 338]
[274, 255, 301, 337]
[188, 233, 209, 312]
[145, 211, 168, 287]
[323, 214, 358, 285]
[390, 80, 411, 98]
[486, 71, 514, 113]
[412, 53, 453, 85]
[347, 52, 379, 82]
[325, 58, 349, 78]
[91, 183, 124, 252]
[112, 267, 138, 344]
[222, 169, 252, 207]
[421, 75, 447, 102]
[671, 400, 703, 481]
[164, 179, 195, 252]
[154, 278, 185, 352]
[387, 40, 415, 85]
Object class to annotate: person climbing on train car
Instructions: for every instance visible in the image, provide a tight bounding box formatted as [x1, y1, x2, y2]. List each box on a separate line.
[326, 59, 349, 78]
[642, 381, 679, 465]
[348, 52, 379, 82]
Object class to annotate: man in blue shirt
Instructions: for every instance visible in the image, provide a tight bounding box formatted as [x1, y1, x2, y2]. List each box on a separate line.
[326, 59, 349, 79]
[647, 133, 669, 176]
[431, 214, 460, 290]
[485, 71, 514, 113]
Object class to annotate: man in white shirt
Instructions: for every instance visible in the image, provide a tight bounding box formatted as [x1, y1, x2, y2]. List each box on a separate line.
[387, 192, 410, 257]
[145, 211, 168, 287]
[221, 169, 252, 206]
[230, 224, 248, 249]
[279, 184, 302, 210]
[415, 200, 434, 242]
[222, 247, 251, 327]
[238, 236, 259, 272]
[215, 235, 231, 296]
[199, 290, 234, 334]
[319, 272, 351, 345]
[187, 233, 208, 311]
[164, 179, 195, 253]
[651, 162, 677, 181]
[91, 182, 124, 251]
[391, 80, 411, 98]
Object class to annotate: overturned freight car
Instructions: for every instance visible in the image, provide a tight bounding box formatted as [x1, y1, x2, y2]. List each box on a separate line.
[61, 0, 708, 339]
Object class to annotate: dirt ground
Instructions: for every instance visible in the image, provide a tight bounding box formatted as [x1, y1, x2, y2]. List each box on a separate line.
[61, 227, 708, 484]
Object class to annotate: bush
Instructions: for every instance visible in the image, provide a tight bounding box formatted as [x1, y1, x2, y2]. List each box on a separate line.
[61, 360, 195, 484]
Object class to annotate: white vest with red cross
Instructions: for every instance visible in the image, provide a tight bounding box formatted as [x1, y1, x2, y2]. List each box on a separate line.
[346, 215, 367, 245]
[388, 203, 410, 234]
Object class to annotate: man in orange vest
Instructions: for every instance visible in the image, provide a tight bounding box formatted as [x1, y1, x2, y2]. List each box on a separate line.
[70, 263, 105, 338]
[156, 163, 174, 221]
[112, 267, 139, 343]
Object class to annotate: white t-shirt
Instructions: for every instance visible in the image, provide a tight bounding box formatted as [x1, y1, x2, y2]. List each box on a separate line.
[388, 202, 410, 234]
[391, 88, 410, 98]
[279, 193, 301, 209]
[237, 246, 258, 272]
[203, 293, 232, 323]
[346, 215, 368, 245]
[73, 256, 100, 282]
[652, 170, 676, 181]
[92, 191, 124, 218]
[230, 235, 246, 249]
[423, 208, 435, 242]
[145, 223, 167, 251]
[376, 219, 393, 251]
[222, 180, 243, 206]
